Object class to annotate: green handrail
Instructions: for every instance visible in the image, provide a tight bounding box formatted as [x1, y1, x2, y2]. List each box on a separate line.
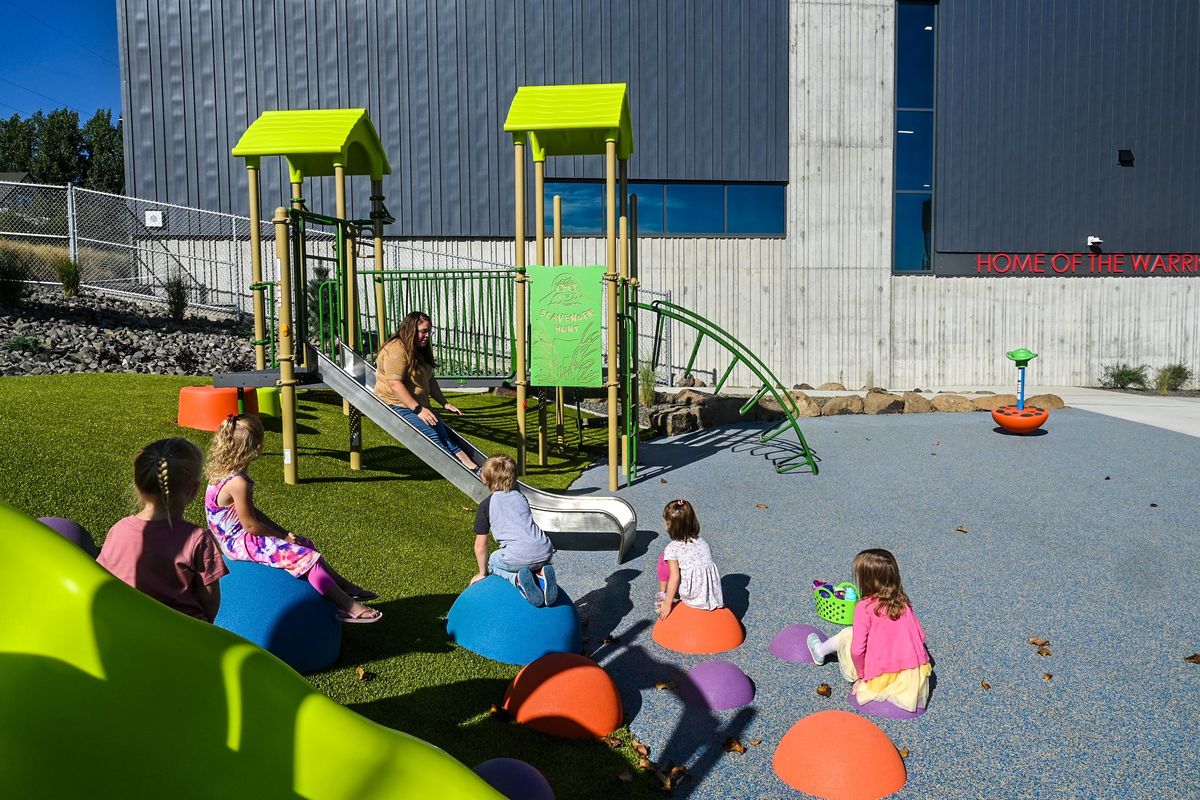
[634, 299, 819, 475]
[356, 268, 517, 382]
[248, 280, 278, 367]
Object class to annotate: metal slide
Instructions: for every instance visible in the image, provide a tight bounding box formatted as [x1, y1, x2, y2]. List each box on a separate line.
[310, 344, 637, 562]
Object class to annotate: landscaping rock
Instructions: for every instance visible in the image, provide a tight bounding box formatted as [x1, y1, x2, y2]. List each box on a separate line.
[650, 405, 699, 436]
[972, 393, 1018, 411]
[930, 394, 977, 413]
[863, 391, 905, 414]
[903, 392, 933, 414]
[793, 383, 814, 390]
[817, 382, 846, 391]
[675, 374, 708, 388]
[670, 389, 710, 406]
[821, 395, 864, 416]
[1026, 393, 1066, 409]
[864, 386, 889, 394]
[757, 391, 821, 418]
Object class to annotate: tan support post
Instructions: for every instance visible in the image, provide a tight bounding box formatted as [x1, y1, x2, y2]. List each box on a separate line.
[605, 141, 618, 492]
[274, 207, 298, 486]
[371, 179, 387, 346]
[336, 166, 361, 468]
[514, 142, 528, 476]
[553, 194, 564, 447]
[246, 166, 266, 370]
[533, 160, 546, 465]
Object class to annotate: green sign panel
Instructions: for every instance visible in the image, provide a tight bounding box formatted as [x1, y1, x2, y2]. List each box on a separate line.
[528, 264, 605, 387]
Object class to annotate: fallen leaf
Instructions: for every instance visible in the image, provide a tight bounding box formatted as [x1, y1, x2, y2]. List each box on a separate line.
[654, 680, 678, 691]
[488, 704, 510, 720]
[1184, 653, 1200, 664]
[460, 505, 473, 513]
[1150, 503, 1159, 508]
[756, 502, 769, 509]
[980, 680, 991, 690]
[898, 747, 910, 759]
[634, 742, 651, 758]
[355, 666, 376, 682]
[816, 683, 832, 697]
[659, 478, 668, 484]
[1027, 637, 1050, 647]
[600, 735, 621, 748]
[954, 525, 968, 533]
[602, 634, 620, 645]
[722, 737, 746, 754]
[1104, 475, 1111, 480]
[749, 738, 764, 746]
[1037, 646, 1052, 657]
[637, 756, 652, 770]
[1043, 673, 1053, 681]
[617, 769, 633, 784]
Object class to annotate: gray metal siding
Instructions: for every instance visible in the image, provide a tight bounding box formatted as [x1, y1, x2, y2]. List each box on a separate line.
[117, 0, 789, 235]
[936, 0, 1200, 254]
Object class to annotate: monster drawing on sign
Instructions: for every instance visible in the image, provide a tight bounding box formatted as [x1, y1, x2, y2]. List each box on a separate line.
[541, 274, 581, 306]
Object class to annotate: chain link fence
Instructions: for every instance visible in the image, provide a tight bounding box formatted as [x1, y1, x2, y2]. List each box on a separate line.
[0, 180, 680, 382]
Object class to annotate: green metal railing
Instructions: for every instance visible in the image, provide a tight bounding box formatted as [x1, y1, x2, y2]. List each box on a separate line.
[355, 268, 516, 382]
[249, 280, 278, 366]
[636, 298, 820, 475]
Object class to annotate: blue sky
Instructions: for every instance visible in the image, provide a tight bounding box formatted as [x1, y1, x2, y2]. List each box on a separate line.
[0, 0, 121, 119]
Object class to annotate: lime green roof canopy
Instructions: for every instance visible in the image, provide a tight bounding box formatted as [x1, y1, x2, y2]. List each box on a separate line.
[504, 84, 634, 162]
[232, 109, 391, 183]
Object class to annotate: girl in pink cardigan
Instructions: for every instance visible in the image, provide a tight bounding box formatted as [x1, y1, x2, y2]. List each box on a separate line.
[807, 549, 932, 712]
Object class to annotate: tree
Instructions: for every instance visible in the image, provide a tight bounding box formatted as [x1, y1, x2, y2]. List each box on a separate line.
[0, 113, 37, 174]
[30, 109, 84, 185]
[82, 110, 124, 193]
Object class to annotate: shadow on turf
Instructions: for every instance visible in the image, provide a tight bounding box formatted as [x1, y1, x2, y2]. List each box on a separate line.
[334, 593, 461, 663]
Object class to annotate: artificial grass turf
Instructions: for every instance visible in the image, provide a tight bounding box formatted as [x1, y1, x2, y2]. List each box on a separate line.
[0, 373, 660, 798]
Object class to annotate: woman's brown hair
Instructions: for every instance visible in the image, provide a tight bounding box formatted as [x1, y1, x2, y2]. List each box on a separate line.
[852, 548, 912, 621]
[662, 499, 700, 542]
[385, 311, 437, 386]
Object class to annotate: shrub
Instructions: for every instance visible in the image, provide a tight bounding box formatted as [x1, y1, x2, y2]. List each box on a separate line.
[306, 263, 332, 333]
[638, 362, 658, 406]
[55, 257, 81, 298]
[1154, 363, 1192, 394]
[5, 335, 44, 353]
[165, 276, 188, 321]
[0, 248, 28, 308]
[1100, 362, 1148, 390]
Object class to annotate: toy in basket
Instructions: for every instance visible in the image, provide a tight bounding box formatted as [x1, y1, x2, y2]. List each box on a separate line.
[812, 580, 860, 626]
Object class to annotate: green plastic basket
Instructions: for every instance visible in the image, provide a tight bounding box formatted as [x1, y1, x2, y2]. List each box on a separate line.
[813, 582, 859, 626]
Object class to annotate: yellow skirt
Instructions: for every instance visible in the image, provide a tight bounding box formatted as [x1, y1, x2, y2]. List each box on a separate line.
[830, 627, 932, 713]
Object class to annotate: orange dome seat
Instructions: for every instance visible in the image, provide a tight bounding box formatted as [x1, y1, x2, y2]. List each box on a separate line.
[502, 652, 622, 739]
[991, 404, 1049, 433]
[178, 386, 259, 431]
[773, 710, 906, 800]
[652, 602, 745, 654]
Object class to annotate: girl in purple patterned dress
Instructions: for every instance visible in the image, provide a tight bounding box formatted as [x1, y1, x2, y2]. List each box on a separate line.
[205, 414, 381, 623]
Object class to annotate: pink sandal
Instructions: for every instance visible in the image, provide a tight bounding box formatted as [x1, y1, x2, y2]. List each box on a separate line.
[336, 608, 383, 624]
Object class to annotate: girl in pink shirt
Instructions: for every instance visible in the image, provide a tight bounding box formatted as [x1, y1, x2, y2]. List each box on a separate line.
[807, 549, 932, 713]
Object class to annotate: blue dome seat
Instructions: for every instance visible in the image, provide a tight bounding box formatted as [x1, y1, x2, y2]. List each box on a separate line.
[213, 559, 341, 673]
[446, 575, 582, 665]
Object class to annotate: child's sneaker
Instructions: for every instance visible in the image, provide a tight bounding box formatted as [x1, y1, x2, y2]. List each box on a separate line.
[807, 632, 825, 664]
[538, 565, 559, 606]
[516, 567, 544, 607]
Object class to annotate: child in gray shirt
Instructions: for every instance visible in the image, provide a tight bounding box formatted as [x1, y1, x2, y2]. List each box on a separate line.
[471, 454, 557, 606]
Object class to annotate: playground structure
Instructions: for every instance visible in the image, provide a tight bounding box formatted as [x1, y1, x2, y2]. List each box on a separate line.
[0, 505, 499, 799]
[992, 347, 1050, 433]
[226, 86, 817, 552]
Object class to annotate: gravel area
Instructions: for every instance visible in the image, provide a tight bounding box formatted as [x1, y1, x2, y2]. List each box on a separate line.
[0, 287, 254, 377]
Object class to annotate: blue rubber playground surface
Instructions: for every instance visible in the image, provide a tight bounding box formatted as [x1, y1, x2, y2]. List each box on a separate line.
[557, 409, 1200, 798]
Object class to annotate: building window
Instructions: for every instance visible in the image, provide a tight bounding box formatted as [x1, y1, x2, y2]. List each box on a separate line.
[893, 1, 936, 272]
[543, 180, 785, 237]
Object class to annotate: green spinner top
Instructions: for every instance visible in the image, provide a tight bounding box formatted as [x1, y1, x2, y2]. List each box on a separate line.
[232, 109, 391, 183]
[504, 83, 634, 162]
[1006, 348, 1038, 368]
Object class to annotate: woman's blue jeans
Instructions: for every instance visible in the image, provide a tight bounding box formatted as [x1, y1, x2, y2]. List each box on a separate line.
[388, 405, 464, 456]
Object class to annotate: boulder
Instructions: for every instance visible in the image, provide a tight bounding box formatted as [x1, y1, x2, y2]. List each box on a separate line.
[930, 393, 977, 413]
[697, 395, 749, 427]
[972, 393, 1018, 411]
[793, 383, 814, 390]
[670, 389, 710, 406]
[903, 391, 932, 414]
[816, 382, 846, 391]
[650, 406, 699, 436]
[756, 391, 821, 418]
[821, 395, 864, 416]
[675, 374, 708, 388]
[863, 391, 904, 414]
[1026, 393, 1066, 410]
[864, 386, 889, 394]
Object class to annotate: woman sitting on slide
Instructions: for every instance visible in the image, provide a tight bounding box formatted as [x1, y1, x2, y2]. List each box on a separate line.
[375, 311, 479, 472]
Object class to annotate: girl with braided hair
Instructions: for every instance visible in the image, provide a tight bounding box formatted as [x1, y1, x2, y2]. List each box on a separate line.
[205, 414, 382, 623]
[98, 438, 228, 622]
